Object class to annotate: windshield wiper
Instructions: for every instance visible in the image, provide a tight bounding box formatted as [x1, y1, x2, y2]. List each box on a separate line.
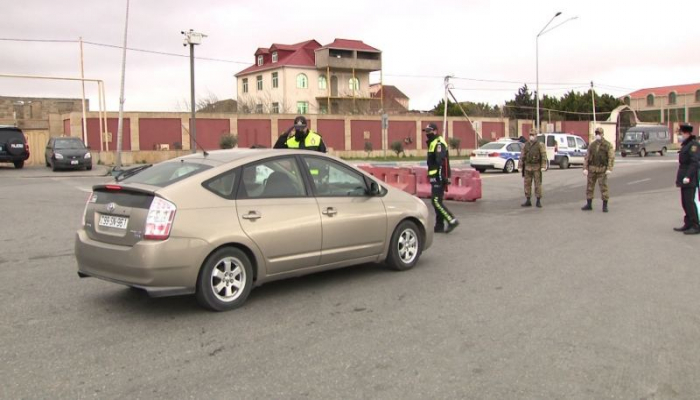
[114, 164, 152, 182]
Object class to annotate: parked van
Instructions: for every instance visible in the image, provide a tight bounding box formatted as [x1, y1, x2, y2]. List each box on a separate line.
[620, 125, 670, 157]
[537, 132, 588, 169]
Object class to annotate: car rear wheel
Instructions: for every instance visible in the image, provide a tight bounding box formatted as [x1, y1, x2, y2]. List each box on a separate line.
[196, 247, 253, 311]
[475, 167, 486, 173]
[660, 147, 667, 156]
[559, 157, 569, 169]
[386, 220, 422, 271]
[621, 152, 627, 158]
[503, 159, 515, 174]
[13, 160, 24, 169]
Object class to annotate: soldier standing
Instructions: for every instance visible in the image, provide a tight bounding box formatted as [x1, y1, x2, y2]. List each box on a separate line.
[518, 129, 547, 208]
[674, 123, 700, 234]
[582, 127, 615, 212]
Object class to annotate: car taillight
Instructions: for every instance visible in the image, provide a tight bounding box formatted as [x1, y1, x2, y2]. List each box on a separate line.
[488, 152, 500, 157]
[470, 152, 476, 157]
[82, 192, 94, 226]
[144, 197, 177, 240]
[105, 185, 122, 191]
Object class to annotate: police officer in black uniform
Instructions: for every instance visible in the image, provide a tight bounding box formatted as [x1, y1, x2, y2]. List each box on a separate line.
[425, 123, 459, 233]
[674, 123, 700, 234]
[274, 116, 327, 153]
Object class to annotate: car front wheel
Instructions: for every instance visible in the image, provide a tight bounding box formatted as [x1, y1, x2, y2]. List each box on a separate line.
[196, 247, 254, 311]
[386, 220, 422, 271]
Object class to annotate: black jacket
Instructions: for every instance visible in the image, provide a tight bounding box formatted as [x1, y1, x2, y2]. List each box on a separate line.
[676, 136, 700, 188]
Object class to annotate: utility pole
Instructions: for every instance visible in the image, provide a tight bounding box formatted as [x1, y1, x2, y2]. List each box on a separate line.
[182, 29, 207, 153]
[79, 37, 88, 145]
[443, 75, 450, 139]
[115, 0, 130, 170]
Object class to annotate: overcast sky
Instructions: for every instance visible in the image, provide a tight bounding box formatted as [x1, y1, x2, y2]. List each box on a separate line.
[3, 0, 699, 112]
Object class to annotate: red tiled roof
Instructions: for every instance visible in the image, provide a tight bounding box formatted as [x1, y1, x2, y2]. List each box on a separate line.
[370, 84, 408, 100]
[236, 40, 321, 76]
[320, 39, 380, 52]
[626, 83, 700, 99]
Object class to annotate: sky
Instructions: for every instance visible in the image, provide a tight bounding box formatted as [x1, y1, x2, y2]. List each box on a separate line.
[2, 0, 699, 112]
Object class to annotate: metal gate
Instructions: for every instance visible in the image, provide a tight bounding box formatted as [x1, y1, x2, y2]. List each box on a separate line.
[23, 130, 49, 167]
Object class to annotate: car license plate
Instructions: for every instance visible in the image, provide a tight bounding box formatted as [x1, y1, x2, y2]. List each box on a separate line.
[99, 215, 128, 229]
[71, 160, 79, 165]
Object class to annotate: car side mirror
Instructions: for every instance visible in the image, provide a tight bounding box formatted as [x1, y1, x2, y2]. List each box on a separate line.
[368, 181, 381, 196]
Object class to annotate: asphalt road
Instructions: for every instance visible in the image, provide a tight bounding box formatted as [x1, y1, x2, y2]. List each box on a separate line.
[1, 155, 699, 399]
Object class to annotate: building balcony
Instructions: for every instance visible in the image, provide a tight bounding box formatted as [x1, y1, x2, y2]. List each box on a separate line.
[315, 48, 381, 71]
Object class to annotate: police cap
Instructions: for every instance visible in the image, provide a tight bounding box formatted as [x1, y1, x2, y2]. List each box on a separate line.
[679, 123, 693, 134]
[294, 116, 308, 127]
[422, 123, 438, 132]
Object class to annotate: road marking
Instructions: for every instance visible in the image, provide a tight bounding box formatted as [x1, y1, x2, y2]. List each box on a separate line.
[627, 178, 651, 185]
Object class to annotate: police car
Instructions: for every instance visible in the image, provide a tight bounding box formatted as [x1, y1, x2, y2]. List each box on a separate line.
[469, 138, 523, 173]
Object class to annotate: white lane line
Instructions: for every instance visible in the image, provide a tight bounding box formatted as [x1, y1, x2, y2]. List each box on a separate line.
[627, 178, 651, 185]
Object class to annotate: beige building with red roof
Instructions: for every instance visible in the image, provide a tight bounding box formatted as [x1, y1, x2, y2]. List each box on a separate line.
[235, 39, 382, 115]
[622, 83, 700, 123]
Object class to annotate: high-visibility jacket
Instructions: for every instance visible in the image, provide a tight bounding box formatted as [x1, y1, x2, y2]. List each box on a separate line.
[427, 135, 450, 180]
[285, 131, 326, 153]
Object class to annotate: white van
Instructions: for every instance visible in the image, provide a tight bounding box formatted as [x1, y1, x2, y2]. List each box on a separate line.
[537, 133, 588, 169]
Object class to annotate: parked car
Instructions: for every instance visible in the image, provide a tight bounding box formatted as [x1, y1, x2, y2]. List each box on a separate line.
[469, 138, 523, 173]
[0, 126, 30, 169]
[45, 137, 92, 171]
[75, 149, 432, 311]
[620, 125, 670, 157]
[537, 132, 588, 169]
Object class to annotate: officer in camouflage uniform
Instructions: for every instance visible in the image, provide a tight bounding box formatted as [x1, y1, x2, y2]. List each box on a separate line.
[518, 129, 547, 208]
[582, 127, 615, 212]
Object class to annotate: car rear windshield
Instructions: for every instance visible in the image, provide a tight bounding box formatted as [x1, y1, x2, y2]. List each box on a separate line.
[479, 143, 504, 150]
[0, 129, 24, 142]
[55, 139, 86, 149]
[121, 161, 212, 187]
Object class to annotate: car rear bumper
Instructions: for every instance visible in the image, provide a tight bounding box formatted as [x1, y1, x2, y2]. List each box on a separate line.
[54, 158, 92, 169]
[0, 153, 29, 162]
[469, 159, 503, 169]
[75, 229, 209, 297]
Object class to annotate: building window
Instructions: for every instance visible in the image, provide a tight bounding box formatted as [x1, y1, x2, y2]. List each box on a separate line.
[623, 96, 630, 106]
[669, 91, 677, 105]
[272, 52, 278, 63]
[296, 74, 308, 89]
[646, 94, 654, 107]
[256, 75, 263, 91]
[319, 104, 328, 114]
[696, 90, 700, 103]
[318, 75, 327, 90]
[297, 101, 309, 114]
[349, 77, 360, 91]
[272, 72, 279, 89]
[272, 102, 279, 114]
[257, 55, 263, 66]
[242, 78, 248, 93]
[255, 104, 263, 114]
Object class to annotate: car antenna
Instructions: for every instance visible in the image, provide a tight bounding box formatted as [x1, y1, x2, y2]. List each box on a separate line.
[181, 123, 209, 156]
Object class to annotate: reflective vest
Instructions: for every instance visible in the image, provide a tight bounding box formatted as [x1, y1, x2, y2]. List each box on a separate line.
[428, 136, 449, 176]
[285, 131, 323, 152]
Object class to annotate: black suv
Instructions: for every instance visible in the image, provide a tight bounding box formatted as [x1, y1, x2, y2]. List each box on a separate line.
[0, 126, 30, 169]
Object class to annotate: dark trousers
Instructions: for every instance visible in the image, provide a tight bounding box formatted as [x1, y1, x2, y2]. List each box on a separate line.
[681, 187, 700, 227]
[431, 182, 456, 228]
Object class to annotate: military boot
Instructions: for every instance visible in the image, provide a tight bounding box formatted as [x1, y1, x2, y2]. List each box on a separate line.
[581, 199, 593, 211]
[602, 200, 609, 213]
[674, 224, 691, 232]
[521, 197, 532, 207]
[684, 225, 700, 235]
[536, 198, 542, 208]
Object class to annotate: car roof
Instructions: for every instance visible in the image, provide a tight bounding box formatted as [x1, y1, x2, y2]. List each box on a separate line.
[174, 149, 344, 167]
[627, 125, 668, 132]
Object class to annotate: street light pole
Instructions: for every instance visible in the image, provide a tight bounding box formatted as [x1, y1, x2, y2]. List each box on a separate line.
[115, 0, 130, 170]
[182, 29, 207, 154]
[536, 11, 561, 134]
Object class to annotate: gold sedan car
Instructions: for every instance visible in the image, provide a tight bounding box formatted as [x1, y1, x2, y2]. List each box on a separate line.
[75, 150, 432, 311]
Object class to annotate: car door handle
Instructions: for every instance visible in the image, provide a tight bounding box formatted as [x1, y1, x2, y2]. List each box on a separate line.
[322, 207, 338, 217]
[242, 211, 261, 220]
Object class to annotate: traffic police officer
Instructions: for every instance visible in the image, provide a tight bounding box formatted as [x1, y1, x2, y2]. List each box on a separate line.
[424, 123, 459, 233]
[518, 128, 547, 208]
[274, 116, 327, 153]
[674, 123, 700, 234]
[582, 127, 614, 212]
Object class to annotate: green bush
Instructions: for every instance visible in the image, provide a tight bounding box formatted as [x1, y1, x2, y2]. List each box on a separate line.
[219, 134, 238, 149]
[391, 141, 405, 157]
[364, 141, 373, 157]
[448, 137, 462, 156]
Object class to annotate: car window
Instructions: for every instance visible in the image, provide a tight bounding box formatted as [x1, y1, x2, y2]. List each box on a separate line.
[203, 169, 238, 199]
[547, 136, 556, 147]
[55, 139, 86, 150]
[479, 143, 505, 150]
[575, 137, 587, 149]
[506, 143, 521, 152]
[566, 137, 576, 148]
[303, 157, 369, 197]
[238, 157, 306, 199]
[121, 161, 212, 187]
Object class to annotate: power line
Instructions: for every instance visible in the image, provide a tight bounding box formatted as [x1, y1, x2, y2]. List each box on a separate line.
[452, 85, 589, 92]
[500, 104, 613, 116]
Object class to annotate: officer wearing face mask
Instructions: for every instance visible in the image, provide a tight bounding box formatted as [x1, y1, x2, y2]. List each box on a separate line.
[674, 123, 700, 234]
[274, 116, 327, 153]
[582, 127, 615, 212]
[424, 123, 459, 233]
[518, 128, 547, 208]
